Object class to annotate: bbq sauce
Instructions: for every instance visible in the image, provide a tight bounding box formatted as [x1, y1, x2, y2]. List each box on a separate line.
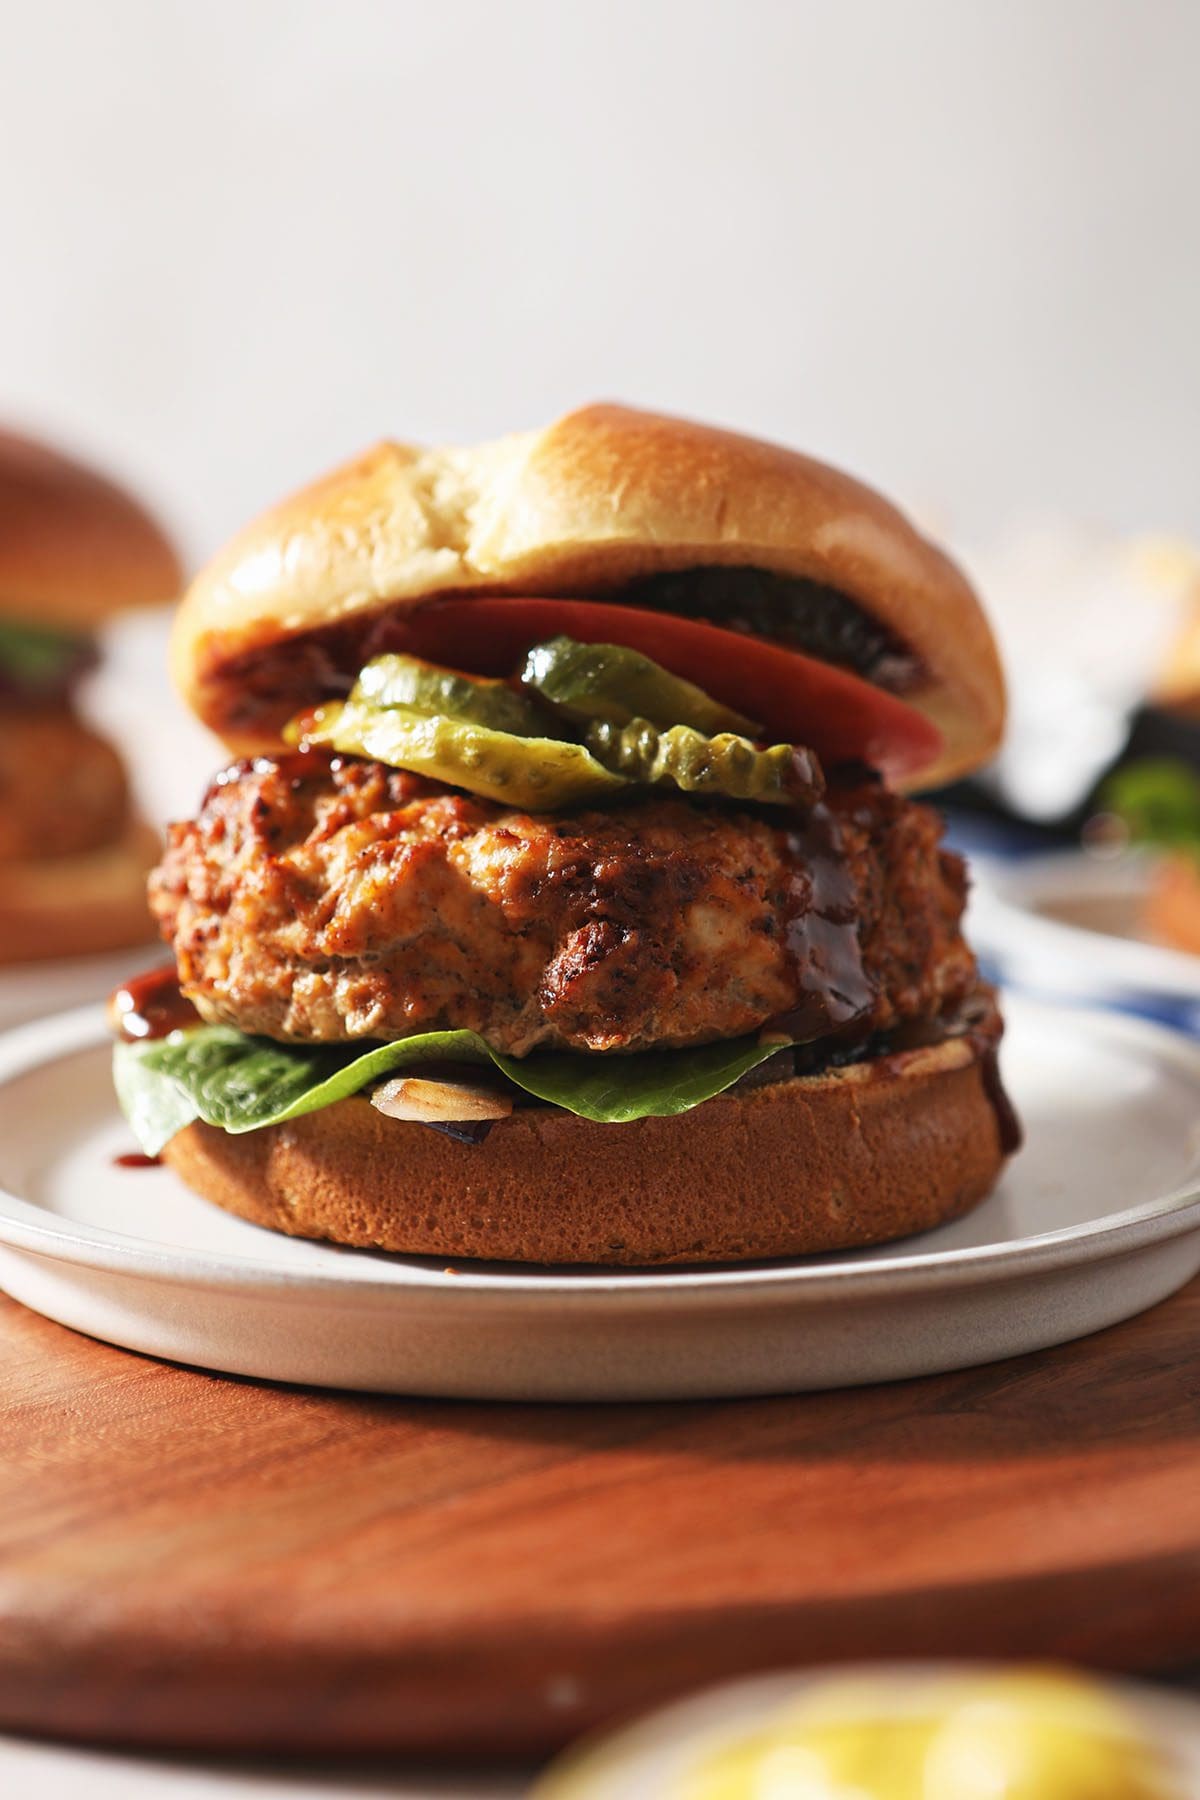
[113, 1151, 162, 1169]
[842, 988, 1023, 1158]
[931, 987, 1023, 1157]
[109, 967, 200, 1042]
[980, 1042, 1023, 1155]
[764, 772, 1022, 1157]
[767, 800, 875, 1046]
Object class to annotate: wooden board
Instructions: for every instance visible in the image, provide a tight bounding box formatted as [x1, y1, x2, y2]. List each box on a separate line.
[1, 1283, 1199, 1760]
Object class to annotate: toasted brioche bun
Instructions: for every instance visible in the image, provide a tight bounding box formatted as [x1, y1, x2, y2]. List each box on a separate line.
[171, 405, 1004, 789]
[0, 819, 160, 964]
[161, 1006, 1011, 1266]
[0, 427, 182, 631]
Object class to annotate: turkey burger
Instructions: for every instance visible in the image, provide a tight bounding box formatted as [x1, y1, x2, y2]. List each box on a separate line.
[112, 405, 1016, 1265]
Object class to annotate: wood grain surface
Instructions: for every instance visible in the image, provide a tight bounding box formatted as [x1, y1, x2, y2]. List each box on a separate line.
[1, 1282, 1199, 1759]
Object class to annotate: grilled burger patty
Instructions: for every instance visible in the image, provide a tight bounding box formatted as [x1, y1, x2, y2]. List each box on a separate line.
[149, 752, 975, 1058]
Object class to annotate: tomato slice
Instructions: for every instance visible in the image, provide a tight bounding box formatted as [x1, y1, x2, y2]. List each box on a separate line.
[395, 597, 940, 780]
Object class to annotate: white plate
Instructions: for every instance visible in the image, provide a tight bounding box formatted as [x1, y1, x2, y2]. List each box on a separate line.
[531, 1666, 1200, 1796]
[0, 943, 160, 1034]
[0, 994, 1199, 1401]
[970, 851, 1200, 1008]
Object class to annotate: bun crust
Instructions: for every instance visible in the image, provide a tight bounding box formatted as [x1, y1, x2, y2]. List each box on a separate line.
[0, 819, 159, 964]
[161, 1016, 1010, 1266]
[172, 405, 1004, 789]
[0, 428, 182, 630]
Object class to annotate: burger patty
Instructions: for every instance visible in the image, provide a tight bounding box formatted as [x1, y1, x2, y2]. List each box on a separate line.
[150, 753, 976, 1057]
[0, 705, 130, 863]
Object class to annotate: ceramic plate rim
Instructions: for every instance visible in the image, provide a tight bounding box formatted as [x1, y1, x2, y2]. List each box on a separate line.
[2, 999, 1200, 1309]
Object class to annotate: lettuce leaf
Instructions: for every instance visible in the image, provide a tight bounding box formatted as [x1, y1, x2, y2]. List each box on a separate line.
[113, 1024, 791, 1157]
[0, 620, 93, 691]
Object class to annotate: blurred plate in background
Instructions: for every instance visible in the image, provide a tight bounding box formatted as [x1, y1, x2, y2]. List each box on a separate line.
[970, 852, 1200, 1028]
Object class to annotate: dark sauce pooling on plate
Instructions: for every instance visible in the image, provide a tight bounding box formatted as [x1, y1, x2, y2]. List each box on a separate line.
[110, 967, 201, 1042]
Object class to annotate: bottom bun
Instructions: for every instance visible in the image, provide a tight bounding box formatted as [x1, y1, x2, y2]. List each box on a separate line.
[0, 819, 160, 964]
[162, 997, 1015, 1266]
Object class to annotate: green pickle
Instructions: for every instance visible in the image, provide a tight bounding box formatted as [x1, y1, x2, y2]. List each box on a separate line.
[586, 717, 820, 806]
[521, 637, 760, 737]
[355, 652, 550, 737]
[298, 700, 629, 811]
[289, 641, 818, 812]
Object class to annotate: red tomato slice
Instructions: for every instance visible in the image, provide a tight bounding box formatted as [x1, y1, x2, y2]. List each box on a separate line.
[395, 597, 941, 779]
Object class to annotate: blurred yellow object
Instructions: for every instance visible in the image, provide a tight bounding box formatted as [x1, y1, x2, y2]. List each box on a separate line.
[537, 1668, 1187, 1797]
[681, 1671, 1178, 1800]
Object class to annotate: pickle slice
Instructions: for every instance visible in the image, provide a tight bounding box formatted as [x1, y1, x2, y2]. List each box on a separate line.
[355, 653, 550, 738]
[299, 700, 629, 811]
[586, 717, 823, 806]
[521, 637, 760, 737]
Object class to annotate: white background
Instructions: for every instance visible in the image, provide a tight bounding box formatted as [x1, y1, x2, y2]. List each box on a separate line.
[2, 0, 1197, 572]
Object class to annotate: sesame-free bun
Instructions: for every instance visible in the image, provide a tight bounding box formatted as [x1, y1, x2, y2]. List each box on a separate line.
[0, 426, 182, 631]
[172, 405, 1004, 789]
[0, 819, 160, 964]
[161, 1003, 1012, 1266]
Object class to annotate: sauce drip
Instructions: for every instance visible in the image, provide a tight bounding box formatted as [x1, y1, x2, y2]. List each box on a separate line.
[842, 986, 1023, 1157]
[930, 988, 1023, 1157]
[109, 967, 200, 1042]
[980, 1042, 1023, 1155]
[769, 801, 875, 1045]
[113, 1151, 162, 1169]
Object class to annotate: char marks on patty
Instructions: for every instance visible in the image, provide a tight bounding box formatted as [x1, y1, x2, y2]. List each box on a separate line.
[149, 753, 975, 1056]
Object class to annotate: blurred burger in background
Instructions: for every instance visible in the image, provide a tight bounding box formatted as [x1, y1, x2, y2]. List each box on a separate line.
[0, 427, 181, 964]
[1095, 548, 1200, 955]
[939, 530, 1200, 840]
[934, 531, 1200, 962]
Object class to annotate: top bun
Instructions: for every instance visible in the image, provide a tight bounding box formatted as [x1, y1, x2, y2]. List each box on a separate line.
[0, 427, 182, 632]
[172, 404, 1004, 787]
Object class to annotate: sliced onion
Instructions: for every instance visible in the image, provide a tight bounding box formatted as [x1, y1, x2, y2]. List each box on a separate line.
[370, 1075, 514, 1125]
